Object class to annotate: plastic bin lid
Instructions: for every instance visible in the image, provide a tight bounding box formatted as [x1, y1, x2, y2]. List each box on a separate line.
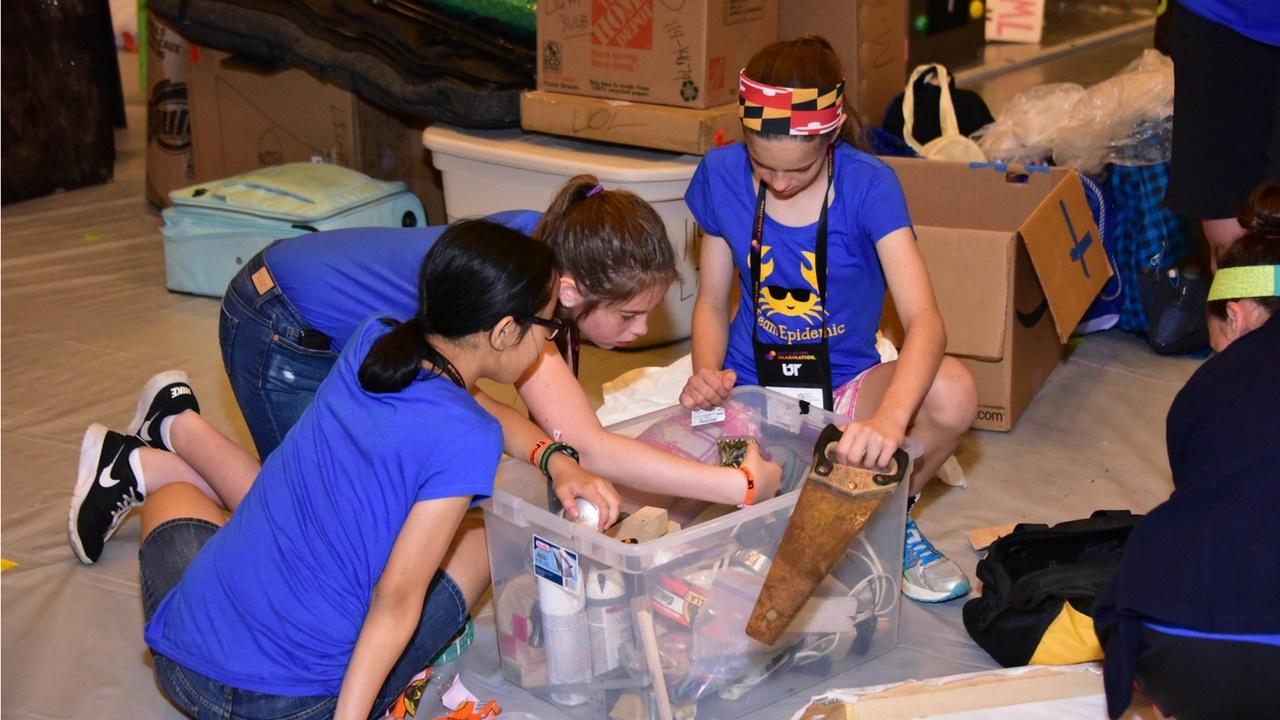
[422, 125, 700, 182]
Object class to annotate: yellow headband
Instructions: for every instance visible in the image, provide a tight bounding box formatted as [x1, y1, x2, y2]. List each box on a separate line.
[1207, 265, 1280, 301]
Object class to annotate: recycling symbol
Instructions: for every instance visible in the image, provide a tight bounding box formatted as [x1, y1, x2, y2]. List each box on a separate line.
[680, 80, 699, 103]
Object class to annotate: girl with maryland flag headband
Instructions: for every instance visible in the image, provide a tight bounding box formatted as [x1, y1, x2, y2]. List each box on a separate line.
[680, 36, 979, 603]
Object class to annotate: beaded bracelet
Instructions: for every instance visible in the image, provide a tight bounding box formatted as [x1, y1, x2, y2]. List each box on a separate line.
[529, 439, 551, 466]
[538, 441, 581, 479]
[738, 466, 757, 507]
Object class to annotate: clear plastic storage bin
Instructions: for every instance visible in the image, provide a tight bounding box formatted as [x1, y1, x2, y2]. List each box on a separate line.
[484, 387, 910, 720]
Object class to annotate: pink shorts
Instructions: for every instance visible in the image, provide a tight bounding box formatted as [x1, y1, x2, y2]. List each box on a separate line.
[831, 365, 878, 420]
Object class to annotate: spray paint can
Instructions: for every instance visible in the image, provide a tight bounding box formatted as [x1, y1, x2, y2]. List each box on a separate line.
[585, 568, 633, 675]
[532, 536, 591, 705]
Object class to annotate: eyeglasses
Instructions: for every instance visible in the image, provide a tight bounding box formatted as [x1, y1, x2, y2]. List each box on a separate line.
[523, 316, 567, 341]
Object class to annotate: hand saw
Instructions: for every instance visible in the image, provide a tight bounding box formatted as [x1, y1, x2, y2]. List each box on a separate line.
[746, 423, 907, 645]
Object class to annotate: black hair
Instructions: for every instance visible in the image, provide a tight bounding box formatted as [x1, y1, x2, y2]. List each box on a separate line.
[358, 219, 557, 393]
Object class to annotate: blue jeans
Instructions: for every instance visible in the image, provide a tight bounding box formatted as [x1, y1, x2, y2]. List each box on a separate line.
[219, 250, 339, 459]
[140, 518, 469, 719]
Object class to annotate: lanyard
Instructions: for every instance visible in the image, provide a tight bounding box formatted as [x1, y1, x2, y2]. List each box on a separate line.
[749, 145, 835, 345]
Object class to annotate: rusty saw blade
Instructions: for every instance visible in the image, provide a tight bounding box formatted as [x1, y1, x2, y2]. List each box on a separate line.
[746, 423, 907, 645]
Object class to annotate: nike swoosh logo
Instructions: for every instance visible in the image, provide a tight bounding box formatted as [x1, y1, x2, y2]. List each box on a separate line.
[98, 467, 120, 488]
[1016, 298, 1049, 329]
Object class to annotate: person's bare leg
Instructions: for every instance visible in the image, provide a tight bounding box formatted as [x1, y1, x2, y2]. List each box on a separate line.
[164, 410, 261, 513]
[847, 358, 977, 495]
[439, 511, 490, 611]
[139, 483, 229, 542]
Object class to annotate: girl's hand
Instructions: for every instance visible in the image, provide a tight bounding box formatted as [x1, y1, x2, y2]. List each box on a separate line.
[680, 368, 737, 410]
[550, 461, 622, 531]
[740, 442, 783, 505]
[831, 415, 906, 471]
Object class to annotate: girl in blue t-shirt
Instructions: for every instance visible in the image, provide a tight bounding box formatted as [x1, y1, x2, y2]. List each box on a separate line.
[679, 36, 979, 603]
[69, 220, 618, 719]
[221, 174, 783, 513]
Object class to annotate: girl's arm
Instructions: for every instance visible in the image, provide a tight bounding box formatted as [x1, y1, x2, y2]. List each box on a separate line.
[681, 233, 739, 410]
[517, 342, 782, 507]
[473, 388, 621, 529]
[834, 227, 947, 468]
[334, 495, 472, 720]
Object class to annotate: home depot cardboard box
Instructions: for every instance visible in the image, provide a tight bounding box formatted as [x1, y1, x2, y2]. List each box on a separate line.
[519, 90, 741, 154]
[881, 158, 1109, 431]
[186, 47, 445, 223]
[779, 0, 907, 132]
[536, 0, 778, 109]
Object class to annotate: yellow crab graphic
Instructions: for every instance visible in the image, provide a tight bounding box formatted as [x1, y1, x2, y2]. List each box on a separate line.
[753, 246, 825, 323]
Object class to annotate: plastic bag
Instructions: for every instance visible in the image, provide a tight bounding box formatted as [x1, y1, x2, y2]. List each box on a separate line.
[1053, 49, 1175, 175]
[675, 568, 784, 702]
[973, 83, 1085, 165]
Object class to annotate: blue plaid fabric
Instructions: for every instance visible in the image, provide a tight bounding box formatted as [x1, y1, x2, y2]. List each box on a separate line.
[1105, 162, 1198, 333]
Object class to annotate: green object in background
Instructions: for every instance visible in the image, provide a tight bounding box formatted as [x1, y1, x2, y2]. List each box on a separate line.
[424, 0, 537, 41]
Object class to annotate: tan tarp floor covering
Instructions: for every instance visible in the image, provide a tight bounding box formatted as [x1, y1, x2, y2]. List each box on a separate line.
[2, 40, 1186, 720]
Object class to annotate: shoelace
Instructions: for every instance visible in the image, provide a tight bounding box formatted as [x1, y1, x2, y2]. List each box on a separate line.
[110, 487, 143, 524]
[904, 518, 944, 566]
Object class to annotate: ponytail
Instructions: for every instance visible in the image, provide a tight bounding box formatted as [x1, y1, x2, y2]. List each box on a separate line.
[359, 316, 436, 393]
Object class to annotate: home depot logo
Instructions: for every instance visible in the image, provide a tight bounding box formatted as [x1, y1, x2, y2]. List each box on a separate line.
[592, 0, 653, 49]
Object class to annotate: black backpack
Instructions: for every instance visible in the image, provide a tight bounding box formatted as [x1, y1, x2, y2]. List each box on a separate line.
[961, 510, 1142, 668]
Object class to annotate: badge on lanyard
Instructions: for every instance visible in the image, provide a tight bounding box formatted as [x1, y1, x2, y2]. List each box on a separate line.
[750, 146, 836, 410]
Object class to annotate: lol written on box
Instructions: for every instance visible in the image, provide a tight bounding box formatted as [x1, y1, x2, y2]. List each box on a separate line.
[483, 387, 910, 720]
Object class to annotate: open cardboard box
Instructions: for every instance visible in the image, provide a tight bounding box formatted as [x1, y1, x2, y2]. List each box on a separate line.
[881, 159, 1109, 431]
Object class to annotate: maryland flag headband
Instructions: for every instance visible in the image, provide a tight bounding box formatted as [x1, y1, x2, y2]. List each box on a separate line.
[739, 72, 846, 136]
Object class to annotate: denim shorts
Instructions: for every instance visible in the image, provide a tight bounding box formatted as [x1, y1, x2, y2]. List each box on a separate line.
[219, 250, 339, 459]
[140, 518, 469, 719]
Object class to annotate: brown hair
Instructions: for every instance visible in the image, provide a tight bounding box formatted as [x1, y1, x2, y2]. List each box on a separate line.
[531, 175, 680, 319]
[741, 35, 868, 151]
[1208, 182, 1280, 319]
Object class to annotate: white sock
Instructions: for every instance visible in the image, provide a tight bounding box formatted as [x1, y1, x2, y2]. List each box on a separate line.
[128, 448, 148, 497]
[159, 415, 178, 453]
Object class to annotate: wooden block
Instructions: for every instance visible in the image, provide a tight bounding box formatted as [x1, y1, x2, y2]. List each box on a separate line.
[605, 506, 669, 544]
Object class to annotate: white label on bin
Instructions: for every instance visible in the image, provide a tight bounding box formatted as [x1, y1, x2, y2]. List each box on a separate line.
[532, 534, 580, 595]
[690, 406, 726, 427]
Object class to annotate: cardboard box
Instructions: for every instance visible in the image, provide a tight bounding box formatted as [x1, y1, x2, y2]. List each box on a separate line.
[779, 1, 907, 132]
[485, 387, 907, 720]
[536, 0, 778, 110]
[797, 664, 1157, 719]
[520, 90, 742, 154]
[144, 17, 195, 208]
[186, 47, 445, 223]
[986, 0, 1046, 44]
[881, 159, 1109, 431]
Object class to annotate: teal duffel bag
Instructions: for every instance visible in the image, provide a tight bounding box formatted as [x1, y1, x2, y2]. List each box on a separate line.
[161, 163, 425, 297]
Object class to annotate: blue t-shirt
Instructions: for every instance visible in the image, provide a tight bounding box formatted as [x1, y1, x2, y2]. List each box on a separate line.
[685, 142, 913, 387]
[264, 210, 541, 351]
[1179, 0, 1280, 45]
[144, 317, 502, 696]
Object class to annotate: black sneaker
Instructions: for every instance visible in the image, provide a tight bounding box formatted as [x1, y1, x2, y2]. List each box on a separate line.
[126, 370, 199, 452]
[69, 424, 147, 565]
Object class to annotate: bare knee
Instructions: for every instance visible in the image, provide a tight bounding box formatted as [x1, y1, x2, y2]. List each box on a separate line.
[922, 357, 978, 433]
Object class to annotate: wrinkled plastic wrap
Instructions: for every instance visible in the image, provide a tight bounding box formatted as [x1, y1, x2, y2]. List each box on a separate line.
[973, 83, 1085, 165]
[1053, 50, 1175, 175]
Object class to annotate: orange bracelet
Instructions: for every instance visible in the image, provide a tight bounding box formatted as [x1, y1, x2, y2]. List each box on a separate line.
[738, 466, 756, 507]
[529, 439, 550, 466]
